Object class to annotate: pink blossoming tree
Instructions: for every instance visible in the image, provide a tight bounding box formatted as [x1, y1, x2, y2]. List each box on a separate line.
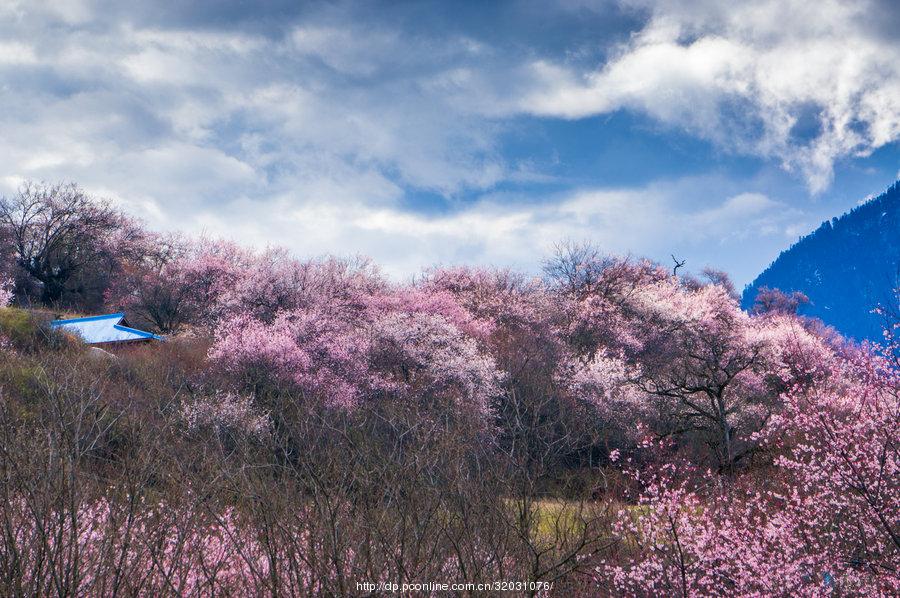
[596, 344, 899, 596]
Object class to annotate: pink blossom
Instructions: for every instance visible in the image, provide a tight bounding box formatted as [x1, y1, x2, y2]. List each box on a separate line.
[0, 274, 12, 307]
[181, 391, 270, 437]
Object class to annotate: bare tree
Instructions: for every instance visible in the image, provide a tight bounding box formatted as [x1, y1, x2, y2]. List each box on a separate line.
[0, 181, 128, 306]
[671, 254, 686, 276]
[750, 286, 809, 315]
[543, 240, 617, 298]
[700, 267, 738, 299]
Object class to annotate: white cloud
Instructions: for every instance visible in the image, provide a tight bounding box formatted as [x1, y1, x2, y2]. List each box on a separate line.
[156, 182, 799, 283]
[521, 0, 900, 192]
[0, 41, 37, 64]
[0, 0, 888, 287]
[0, 9, 518, 221]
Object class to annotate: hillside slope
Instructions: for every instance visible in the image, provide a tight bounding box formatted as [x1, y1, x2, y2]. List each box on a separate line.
[742, 181, 900, 341]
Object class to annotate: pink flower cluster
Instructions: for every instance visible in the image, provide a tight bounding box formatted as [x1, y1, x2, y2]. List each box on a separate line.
[597, 346, 899, 596]
[108, 239, 385, 333]
[180, 391, 270, 437]
[210, 308, 372, 409]
[0, 274, 12, 307]
[210, 298, 503, 415]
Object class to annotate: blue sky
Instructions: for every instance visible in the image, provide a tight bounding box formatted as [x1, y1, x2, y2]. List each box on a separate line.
[0, 0, 898, 286]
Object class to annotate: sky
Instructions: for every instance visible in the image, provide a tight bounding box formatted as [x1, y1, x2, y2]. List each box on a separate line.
[0, 0, 898, 287]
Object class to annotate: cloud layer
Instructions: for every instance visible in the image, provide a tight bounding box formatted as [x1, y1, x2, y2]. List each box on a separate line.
[0, 0, 896, 284]
[523, 0, 900, 192]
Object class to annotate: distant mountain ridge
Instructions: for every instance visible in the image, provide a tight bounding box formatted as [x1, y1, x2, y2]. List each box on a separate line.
[742, 181, 900, 341]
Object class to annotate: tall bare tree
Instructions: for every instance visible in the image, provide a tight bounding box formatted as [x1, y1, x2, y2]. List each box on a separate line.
[0, 181, 129, 306]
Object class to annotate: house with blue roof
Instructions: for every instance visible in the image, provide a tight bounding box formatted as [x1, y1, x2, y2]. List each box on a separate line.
[50, 313, 163, 345]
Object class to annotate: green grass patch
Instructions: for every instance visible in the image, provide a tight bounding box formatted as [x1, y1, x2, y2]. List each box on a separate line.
[0, 307, 38, 344]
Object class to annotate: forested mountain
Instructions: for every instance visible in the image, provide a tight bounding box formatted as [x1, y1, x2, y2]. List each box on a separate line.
[742, 181, 900, 341]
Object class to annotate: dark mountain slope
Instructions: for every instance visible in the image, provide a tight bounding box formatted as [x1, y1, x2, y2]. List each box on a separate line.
[742, 181, 900, 341]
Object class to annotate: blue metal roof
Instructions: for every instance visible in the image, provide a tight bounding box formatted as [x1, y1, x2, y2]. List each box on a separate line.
[50, 313, 163, 344]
